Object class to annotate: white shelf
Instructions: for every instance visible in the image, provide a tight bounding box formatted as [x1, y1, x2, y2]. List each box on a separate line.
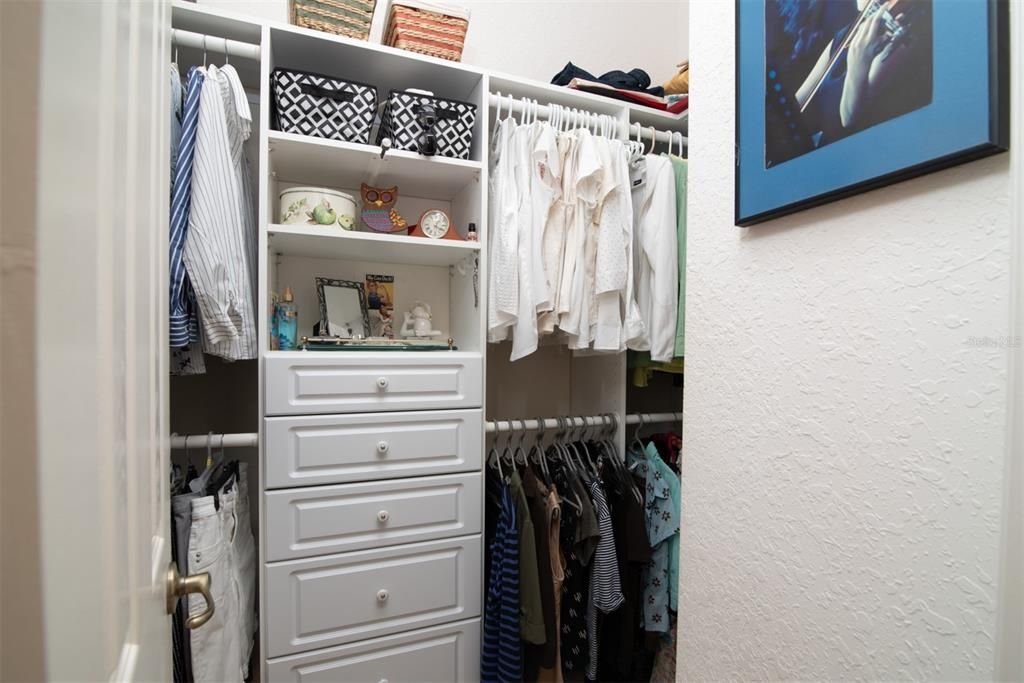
[269, 23, 483, 103]
[267, 223, 480, 266]
[268, 131, 482, 201]
[489, 71, 688, 135]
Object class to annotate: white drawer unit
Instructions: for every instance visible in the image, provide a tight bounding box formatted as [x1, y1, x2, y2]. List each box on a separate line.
[265, 352, 483, 416]
[265, 535, 482, 658]
[265, 618, 480, 683]
[264, 409, 482, 488]
[264, 473, 482, 561]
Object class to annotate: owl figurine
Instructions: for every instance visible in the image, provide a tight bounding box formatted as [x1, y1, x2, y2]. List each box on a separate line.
[360, 183, 407, 233]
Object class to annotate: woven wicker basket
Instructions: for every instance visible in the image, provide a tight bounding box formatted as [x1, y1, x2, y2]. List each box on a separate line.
[384, 1, 469, 62]
[291, 0, 377, 41]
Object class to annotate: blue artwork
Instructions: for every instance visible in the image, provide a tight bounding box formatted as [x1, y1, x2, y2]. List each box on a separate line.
[736, 0, 1008, 226]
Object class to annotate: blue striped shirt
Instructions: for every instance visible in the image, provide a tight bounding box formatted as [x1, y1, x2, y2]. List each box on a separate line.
[169, 68, 203, 348]
[481, 484, 521, 683]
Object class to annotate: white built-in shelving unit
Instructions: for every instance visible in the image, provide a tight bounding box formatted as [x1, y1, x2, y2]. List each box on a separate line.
[170, 2, 688, 679]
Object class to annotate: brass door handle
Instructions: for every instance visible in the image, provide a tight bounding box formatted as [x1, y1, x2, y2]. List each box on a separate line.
[165, 562, 215, 629]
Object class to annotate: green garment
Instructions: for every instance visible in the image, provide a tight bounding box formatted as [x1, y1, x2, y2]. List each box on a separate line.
[627, 351, 684, 388]
[669, 155, 687, 358]
[509, 470, 547, 644]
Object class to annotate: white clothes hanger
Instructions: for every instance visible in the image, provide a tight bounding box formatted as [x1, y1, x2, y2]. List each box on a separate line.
[494, 90, 502, 121]
[223, 37, 229, 64]
[646, 125, 657, 155]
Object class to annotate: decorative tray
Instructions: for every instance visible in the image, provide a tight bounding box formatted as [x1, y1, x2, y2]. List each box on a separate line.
[299, 336, 456, 351]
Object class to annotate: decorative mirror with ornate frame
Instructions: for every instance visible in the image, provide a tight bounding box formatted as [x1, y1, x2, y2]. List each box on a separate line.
[315, 277, 370, 339]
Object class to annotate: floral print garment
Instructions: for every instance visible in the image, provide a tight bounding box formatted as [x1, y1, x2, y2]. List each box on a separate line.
[627, 443, 680, 633]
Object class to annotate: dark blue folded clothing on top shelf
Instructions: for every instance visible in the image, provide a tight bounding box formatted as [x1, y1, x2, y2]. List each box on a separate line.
[551, 61, 665, 97]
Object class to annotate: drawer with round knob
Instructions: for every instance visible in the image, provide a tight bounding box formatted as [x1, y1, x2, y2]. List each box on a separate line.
[264, 473, 482, 561]
[265, 618, 480, 682]
[265, 351, 483, 416]
[265, 535, 482, 658]
[264, 409, 482, 488]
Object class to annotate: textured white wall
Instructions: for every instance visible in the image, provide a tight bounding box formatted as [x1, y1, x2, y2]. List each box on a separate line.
[196, 0, 688, 85]
[680, 2, 1013, 681]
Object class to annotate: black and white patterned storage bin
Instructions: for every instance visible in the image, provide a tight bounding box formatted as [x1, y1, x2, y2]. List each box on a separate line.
[376, 90, 477, 160]
[271, 68, 377, 144]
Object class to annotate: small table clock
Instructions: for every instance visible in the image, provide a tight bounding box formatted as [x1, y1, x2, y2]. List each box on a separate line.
[409, 209, 463, 241]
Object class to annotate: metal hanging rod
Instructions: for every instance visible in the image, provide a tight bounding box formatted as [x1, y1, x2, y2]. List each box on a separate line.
[486, 411, 681, 434]
[170, 432, 258, 449]
[487, 92, 687, 148]
[171, 28, 262, 61]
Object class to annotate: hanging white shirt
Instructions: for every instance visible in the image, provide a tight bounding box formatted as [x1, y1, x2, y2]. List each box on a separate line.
[184, 64, 257, 361]
[529, 121, 561, 315]
[631, 154, 678, 362]
[487, 117, 519, 342]
[593, 139, 635, 351]
[538, 132, 576, 336]
[558, 129, 602, 346]
[509, 122, 539, 361]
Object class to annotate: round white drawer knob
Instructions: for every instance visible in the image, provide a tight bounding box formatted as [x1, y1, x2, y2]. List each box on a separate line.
[377, 510, 390, 523]
[376, 440, 389, 454]
[376, 376, 390, 389]
[376, 589, 389, 603]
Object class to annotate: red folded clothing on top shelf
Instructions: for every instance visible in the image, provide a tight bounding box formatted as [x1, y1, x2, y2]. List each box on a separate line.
[566, 77, 689, 114]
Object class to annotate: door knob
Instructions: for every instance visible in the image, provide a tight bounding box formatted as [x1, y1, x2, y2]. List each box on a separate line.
[165, 562, 215, 629]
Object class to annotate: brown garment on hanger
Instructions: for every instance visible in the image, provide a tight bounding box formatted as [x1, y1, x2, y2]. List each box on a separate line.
[523, 466, 558, 679]
[510, 470, 547, 646]
[536, 488, 564, 683]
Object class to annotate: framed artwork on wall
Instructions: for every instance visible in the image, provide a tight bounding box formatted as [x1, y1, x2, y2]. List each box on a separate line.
[735, 0, 1009, 227]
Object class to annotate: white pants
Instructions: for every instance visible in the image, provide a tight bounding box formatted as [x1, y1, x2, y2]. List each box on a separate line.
[233, 465, 257, 672]
[188, 494, 242, 683]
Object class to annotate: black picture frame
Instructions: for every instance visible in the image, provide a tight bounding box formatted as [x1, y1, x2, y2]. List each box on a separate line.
[735, 0, 1009, 227]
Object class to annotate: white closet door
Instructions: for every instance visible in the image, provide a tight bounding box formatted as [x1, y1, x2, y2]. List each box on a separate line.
[34, 0, 172, 680]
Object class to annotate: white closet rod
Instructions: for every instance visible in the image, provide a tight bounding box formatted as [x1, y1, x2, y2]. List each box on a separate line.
[486, 411, 681, 434]
[170, 432, 258, 449]
[171, 28, 262, 61]
[487, 92, 686, 147]
[168, 412, 681, 448]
